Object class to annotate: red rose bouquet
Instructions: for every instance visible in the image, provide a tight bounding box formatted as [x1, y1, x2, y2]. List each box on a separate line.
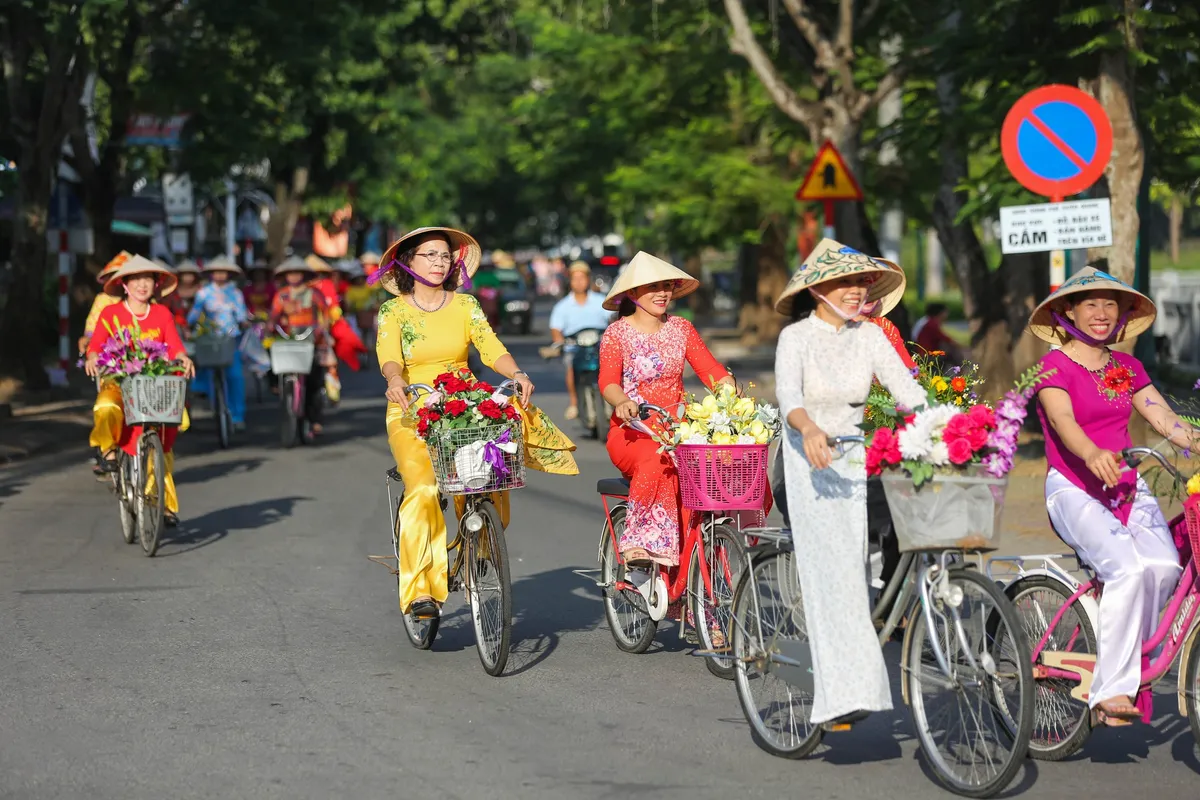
[413, 367, 521, 441]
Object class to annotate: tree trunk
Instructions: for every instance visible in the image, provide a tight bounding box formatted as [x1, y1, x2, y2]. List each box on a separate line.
[1094, 49, 1142, 286]
[1169, 193, 1182, 264]
[738, 218, 790, 346]
[0, 153, 57, 388]
[266, 167, 310, 264]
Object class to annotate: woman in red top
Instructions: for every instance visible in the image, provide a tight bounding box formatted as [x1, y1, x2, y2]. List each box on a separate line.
[598, 252, 736, 568]
[85, 256, 195, 524]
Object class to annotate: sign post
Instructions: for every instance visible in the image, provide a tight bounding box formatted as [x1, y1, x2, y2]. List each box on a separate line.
[796, 141, 863, 240]
[1000, 85, 1113, 290]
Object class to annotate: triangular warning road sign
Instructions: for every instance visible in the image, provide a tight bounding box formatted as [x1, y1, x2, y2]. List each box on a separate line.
[796, 141, 864, 202]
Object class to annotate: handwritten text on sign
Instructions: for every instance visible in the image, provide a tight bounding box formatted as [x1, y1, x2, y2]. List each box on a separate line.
[998, 198, 1112, 254]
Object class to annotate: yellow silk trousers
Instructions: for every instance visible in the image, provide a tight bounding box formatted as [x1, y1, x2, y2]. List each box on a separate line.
[385, 402, 509, 612]
[90, 382, 185, 514]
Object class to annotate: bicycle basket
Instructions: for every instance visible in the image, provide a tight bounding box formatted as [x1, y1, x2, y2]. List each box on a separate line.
[1178, 493, 1200, 566]
[881, 468, 1008, 552]
[191, 335, 238, 368]
[120, 375, 187, 425]
[270, 340, 315, 375]
[673, 443, 769, 511]
[426, 421, 525, 496]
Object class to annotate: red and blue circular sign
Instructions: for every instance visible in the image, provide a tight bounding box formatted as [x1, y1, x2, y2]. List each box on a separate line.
[1001, 85, 1113, 200]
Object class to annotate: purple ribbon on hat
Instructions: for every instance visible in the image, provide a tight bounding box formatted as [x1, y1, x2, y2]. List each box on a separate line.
[480, 427, 514, 477]
[369, 241, 472, 291]
[1051, 310, 1130, 346]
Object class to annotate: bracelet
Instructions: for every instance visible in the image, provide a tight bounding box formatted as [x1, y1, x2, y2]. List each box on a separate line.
[513, 370, 529, 378]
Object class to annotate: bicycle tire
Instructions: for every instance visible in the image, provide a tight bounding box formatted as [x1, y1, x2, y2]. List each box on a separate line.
[137, 431, 166, 557]
[731, 549, 824, 759]
[690, 522, 746, 680]
[117, 452, 136, 544]
[280, 376, 299, 448]
[1004, 576, 1095, 761]
[1187, 626, 1200, 750]
[467, 499, 511, 676]
[215, 371, 231, 449]
[394, 492, 438, 649]
[599, 505, 658, 653]
[905, 567, 1033, 798]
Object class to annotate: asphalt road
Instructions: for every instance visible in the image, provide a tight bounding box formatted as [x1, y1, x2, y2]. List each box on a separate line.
[1, 318, 1198, 799]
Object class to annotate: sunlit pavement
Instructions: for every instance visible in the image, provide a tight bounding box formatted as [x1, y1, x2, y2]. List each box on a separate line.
[1, 325, 1196, 799]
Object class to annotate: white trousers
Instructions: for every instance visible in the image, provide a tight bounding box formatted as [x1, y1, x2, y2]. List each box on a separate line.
[1045, 469, 1181, 707]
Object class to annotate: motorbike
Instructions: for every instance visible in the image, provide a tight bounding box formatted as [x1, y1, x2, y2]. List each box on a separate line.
[559, 327, 608, 440]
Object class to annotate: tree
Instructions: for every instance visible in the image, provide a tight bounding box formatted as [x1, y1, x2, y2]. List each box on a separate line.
[0, 1, 90, 388]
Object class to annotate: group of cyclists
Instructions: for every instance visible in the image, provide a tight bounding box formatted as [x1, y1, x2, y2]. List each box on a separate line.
[78, 249, 387, 520]
[75, 225, 1197, 788]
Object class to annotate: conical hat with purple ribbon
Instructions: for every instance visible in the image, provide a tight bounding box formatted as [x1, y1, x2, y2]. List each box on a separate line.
[377, 226, 481, 296]
[1027, 266, 1156, 344]
[773, 238, 906, 317]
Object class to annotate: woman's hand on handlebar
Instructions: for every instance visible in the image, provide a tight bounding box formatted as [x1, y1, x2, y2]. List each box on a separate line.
[386, 375, 410, 409]
[84, 352, 100, 378]
[802, 424, 834, 470]
[514, 372, 535, 408]
[179, 355, 196, 380]
[1085, 447, 1123, 487]
[614, 399, 639, 423]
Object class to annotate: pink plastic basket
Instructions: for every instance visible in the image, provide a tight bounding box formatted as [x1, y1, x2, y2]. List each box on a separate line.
[674, 443, 769, 511]
[1176, 493, 1200, 567]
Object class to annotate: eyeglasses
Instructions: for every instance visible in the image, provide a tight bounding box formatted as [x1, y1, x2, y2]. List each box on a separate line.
[414, 251, 453, 264]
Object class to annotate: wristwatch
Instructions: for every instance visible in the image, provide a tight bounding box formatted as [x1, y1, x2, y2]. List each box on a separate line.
[513, 370, 529, 378]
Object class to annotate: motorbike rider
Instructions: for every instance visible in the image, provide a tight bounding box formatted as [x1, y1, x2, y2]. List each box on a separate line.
[542, 261, 612, 421]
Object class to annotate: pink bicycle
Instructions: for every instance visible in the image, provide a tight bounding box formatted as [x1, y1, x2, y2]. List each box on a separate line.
[991, 446, 1200, 760]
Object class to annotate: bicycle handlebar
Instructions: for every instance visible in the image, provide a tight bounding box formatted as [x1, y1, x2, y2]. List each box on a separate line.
[827, 435, 865, 446]
[637, 402, 670, 421]
[403, 378, 522, 402]
[274, 325, 314, 341]
[1120, 446, 1184, 482]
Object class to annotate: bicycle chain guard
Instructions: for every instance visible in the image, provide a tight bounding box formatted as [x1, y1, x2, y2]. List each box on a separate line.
[627, 566, 668, 621]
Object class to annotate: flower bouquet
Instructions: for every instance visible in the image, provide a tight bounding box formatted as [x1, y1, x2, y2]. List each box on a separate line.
[864, 351, 982, 435]
[84, 320, 188, 425]
[665, 383, 780, 511]
[865, 365, 1052, 552]
[413, 368, 525, 494]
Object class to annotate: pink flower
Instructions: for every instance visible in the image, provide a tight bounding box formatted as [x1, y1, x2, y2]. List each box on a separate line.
[947, 437, 974, 465]
[967, 404, 995, 429]
[967, 426, 989, 451]
[943, 414, 972, 442]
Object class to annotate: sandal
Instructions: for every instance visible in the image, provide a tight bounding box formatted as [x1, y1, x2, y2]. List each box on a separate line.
[622, 548, 654, 568]
[408, 598, 441, 620]
[1092, 697, 1140, 727]
[164, 512, 180, 528]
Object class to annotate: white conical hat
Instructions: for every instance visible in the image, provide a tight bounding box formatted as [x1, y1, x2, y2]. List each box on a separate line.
[102, 254, 179, 298]
[202, 254, 244, 276]
[601, 251, 698, 311]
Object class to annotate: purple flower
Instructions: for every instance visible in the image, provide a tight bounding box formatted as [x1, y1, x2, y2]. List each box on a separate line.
[1193, 378, 1200, 391]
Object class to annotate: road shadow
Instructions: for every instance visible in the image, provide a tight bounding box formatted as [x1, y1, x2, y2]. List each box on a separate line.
[172, 457, 266, 486]
[156, 495, 307, 557]
[1076, 687, 1196, 765]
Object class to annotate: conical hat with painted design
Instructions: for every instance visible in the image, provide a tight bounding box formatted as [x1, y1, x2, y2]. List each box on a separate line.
[773, 238, 906, 317]
[97, 251, 135, 282]
[1027, 266, 1156, 344]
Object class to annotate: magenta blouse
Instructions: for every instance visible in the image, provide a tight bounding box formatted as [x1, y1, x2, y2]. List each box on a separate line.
[1035, 348, 1152, 524]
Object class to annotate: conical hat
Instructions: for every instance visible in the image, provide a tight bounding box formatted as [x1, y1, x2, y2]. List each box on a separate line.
[97, 251, 134, 282]
[602, 251, 699, 311]
[1027, 266, 1156, 344]
[102, 254, 179, 298]
[773, 238, 906, 317]
[377, 226, 482, 296]
[359, 251, 382, 265]
[174, 259, 202, 275]
[305, 254, 333, 273]
[274, 255, 315, 277]
[203, 254, 244, 276]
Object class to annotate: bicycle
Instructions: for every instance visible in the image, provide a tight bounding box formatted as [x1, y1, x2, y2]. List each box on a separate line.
[191, 334, 238, 449]
[728, 435, 1033, 798]
[107, 375, 187, 557]
[539, 327, 608, 440]
[589, 402, 759, 680]
[989, 445, 1200, 760]
[369, 380, 523, 676]
[270, 326, 316, 448]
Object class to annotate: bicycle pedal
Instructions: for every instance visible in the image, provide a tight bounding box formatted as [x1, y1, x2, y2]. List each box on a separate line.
[824, 723, 854, 733]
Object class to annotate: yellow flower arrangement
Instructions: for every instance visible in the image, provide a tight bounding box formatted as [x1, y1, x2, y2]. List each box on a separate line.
[673, 382, 780, 447]
[1186, 472, 1200, 496]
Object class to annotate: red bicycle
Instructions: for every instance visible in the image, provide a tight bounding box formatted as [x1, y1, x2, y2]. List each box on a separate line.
[591, 402, 767, 679]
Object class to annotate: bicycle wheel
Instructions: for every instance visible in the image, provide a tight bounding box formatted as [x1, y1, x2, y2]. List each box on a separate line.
[1187, 627, 1200, 749]
[1004, 576, 1095, 761]
[394, 491, 438, 649]
[136, 431, 166, 557]
[280, 376, 299, 448]
[689, 521, 746, 679]
[466, 499, 511, 676]
[215, 370, 231, 449]
[599, 504, 658, 653]
[905, 567, 1033, 798]
[732, 549, 824, 758]
[116, 452, 136, 544]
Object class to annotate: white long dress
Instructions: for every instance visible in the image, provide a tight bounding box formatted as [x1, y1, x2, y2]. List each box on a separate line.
[775, 315, 927, 724]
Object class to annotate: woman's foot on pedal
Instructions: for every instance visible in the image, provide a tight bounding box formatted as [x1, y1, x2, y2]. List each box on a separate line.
[1092, 696, 1140, 727]
[164, 512, 180, 528]
[824, 710, 871, 729]
[409, 597, 440, 619]
[622, 547, 653, 568]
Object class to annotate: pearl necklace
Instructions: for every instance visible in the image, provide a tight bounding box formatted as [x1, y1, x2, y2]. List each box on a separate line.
[123, 299, 151, 321]
[411, 290, 448, 313]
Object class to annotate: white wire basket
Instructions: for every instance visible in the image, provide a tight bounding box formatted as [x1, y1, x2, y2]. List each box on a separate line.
[426, 421, 525, 495]
[120, 375, 187, 425]
[881, 468, 1008, 552]
[270, 340, 315, 375]
[191, 335, 238, 368]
